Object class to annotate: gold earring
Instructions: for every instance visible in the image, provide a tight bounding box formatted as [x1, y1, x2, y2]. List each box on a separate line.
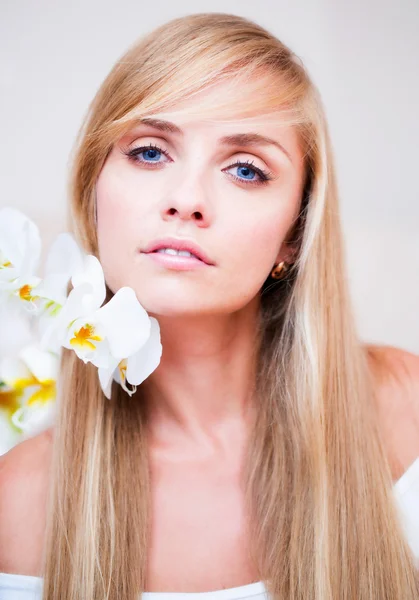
[270, 261, 289, 279]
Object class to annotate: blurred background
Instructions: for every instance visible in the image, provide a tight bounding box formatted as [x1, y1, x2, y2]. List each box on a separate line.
[1, 0, 418, 352]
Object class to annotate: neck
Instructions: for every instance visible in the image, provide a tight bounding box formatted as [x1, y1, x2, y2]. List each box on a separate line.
[142, 298, 261, 456]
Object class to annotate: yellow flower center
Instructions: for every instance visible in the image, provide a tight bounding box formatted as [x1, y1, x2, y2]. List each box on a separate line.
[1, 376, 56, 433]
[26, 379, 56, 406]
[18, 284, 39, 302]
[0, 385, 21, 415]
[0, 249, 12, 269]
[117, 359, 137, 396]
[1, 375, 55, 410]
[19, 284, 32, 300]
[118, 359, 127, 383]
[70, 323, 103, 351]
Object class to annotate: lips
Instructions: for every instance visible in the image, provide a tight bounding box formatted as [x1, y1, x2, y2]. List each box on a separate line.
[142, 237, 214, 265]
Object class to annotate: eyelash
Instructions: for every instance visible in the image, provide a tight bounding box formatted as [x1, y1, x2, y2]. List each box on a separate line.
[122, 143, 274, 187]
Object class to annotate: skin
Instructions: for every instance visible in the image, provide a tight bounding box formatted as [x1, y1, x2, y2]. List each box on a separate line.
[95, 80, 306, 459]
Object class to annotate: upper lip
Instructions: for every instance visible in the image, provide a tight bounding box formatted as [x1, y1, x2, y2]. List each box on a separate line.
[142, 237, 215, 265]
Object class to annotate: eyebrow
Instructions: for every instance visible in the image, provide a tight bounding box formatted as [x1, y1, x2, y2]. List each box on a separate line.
[136, 117, 293, 164]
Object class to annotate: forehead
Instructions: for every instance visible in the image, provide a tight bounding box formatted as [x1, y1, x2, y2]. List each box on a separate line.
[130, 78, 303, 162]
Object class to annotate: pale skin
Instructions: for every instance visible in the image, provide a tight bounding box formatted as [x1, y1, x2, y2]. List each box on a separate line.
[1, 81, 419, 589]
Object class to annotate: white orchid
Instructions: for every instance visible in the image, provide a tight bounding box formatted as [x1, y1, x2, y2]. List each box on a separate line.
[0, 304, 49, 454]
[0, 301, 35, 362]
[0, 207, 42, 312]
[98, 315, 162, 399]
[40, 253, 106, 355]
[0, 343, 58, 454]
[34, 231, 84, 330]
[0, 207, 84, 321]
[41, 253, 162, 399]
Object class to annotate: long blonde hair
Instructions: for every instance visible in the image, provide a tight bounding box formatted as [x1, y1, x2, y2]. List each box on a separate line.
[41, 13, 419, 599]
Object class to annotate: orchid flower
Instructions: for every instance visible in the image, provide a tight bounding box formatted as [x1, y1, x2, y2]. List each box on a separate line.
[0, 343, 58, 453]
[34, 231, 84, 328]
[0, 303, 40, 454]
[98, 315, 162, 399]
[40, 254, 162, 399]
[40, 253, 106, 354]
[0, 300, 35, 361]
[0, 207, 42, 312]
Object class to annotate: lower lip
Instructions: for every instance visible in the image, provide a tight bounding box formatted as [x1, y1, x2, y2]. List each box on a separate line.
[142, 251, 211, 270]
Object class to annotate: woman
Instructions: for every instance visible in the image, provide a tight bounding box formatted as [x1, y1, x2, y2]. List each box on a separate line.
[1, 12, 419, 600]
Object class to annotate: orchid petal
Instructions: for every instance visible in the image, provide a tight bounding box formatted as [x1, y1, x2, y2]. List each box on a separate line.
[112, 359, 137, 397]
[0, 356, 32, 386]
[98, 357, 119, 400]
[34, 234, 85, 312]
[35, 273, 72, 307]
[19, 221, 42, 280]
[125, 316, 162, 386]
[11, 400, 56, 438]
[19, 344, 59, 383]
[44, 232, 84, 279]
[0, 207, 41, 275]
[0, 410, 21, 455]
[95, 287, 151, 359]
[0, 303, 34, 360]
[71, 255, 106, 310]
[0, 264, 19, 285]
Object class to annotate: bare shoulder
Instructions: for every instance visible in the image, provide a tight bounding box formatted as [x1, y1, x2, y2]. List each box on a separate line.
[365, 343, 419, 482]
[0, 427, 53, 575]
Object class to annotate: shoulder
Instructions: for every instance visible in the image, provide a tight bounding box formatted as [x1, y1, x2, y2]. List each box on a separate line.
[364, 343, 419, 482]
[0, 427, 53, 575]
[366, 343, 419, 387]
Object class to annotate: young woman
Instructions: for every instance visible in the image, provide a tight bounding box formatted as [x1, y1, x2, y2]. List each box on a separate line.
[1, 12, 419, 600]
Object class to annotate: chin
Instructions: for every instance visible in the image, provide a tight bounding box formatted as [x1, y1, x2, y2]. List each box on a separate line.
[134, 293, 207, 317]
[147, 307, 214, 319]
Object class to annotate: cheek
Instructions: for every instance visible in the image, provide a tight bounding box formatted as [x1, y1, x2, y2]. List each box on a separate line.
[95, 166, 143, 291]
[222, 171, 303, 287]
[224, 209, 291, 284]
[196, 220, 281, 314]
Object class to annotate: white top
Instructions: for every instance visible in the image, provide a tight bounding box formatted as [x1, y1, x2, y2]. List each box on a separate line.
[1, 456, 419, 600]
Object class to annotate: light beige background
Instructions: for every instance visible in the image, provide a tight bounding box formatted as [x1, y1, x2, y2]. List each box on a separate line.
[1, 0, 418, 352]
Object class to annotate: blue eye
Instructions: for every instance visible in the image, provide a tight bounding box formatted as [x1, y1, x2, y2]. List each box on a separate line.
[237, 165, 256, 180]
[141, 148, 161, 161]
[123, 144, 273, 186]
[125, 143, 169, 164]
[225, 161, 272, 185]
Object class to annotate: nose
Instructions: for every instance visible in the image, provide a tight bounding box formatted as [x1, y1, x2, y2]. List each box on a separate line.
[159, 172, 213, 227]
